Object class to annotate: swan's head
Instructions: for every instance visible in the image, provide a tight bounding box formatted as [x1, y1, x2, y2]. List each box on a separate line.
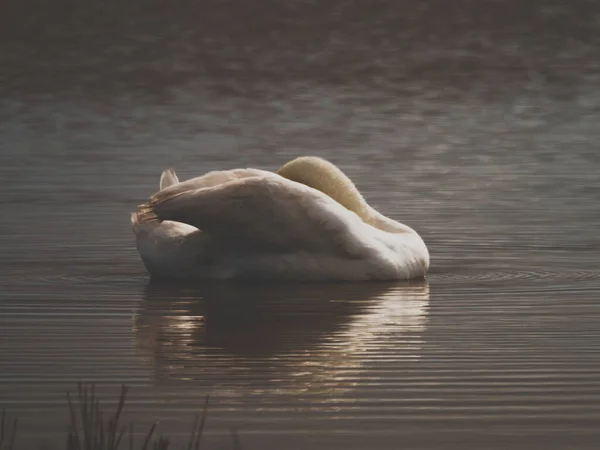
[277, 156, 370, 219]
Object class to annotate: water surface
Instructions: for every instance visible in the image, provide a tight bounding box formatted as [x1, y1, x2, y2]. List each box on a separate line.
[1, 1, 600, 449]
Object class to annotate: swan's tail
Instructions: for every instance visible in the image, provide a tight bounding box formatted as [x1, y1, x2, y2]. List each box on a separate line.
[131, 207, 160, 232]
[130, 211, 149, 232]
[135, 201, 160, 225]
[131, 168, 180, 231]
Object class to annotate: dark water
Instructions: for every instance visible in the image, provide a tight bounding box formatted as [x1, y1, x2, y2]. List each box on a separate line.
[2, 1, 600, 448]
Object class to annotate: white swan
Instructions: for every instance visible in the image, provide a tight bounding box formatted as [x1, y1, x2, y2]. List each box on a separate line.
[131, 157, 429, 281]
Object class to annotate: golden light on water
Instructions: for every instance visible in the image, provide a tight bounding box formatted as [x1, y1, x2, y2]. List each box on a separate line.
[134, 282, 430, 399]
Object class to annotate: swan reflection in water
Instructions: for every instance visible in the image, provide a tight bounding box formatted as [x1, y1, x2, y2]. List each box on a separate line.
[134, 281, 430, 399]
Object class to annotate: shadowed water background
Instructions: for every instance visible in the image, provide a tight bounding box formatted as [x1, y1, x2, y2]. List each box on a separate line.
[1, 1, 600, 448]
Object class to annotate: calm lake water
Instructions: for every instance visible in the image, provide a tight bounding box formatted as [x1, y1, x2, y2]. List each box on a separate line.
[2, 1, 600, 449]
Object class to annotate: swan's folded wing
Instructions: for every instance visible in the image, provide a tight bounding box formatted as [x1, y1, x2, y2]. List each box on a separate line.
[138, 175, 368, 254]
[154, 168, 270, 199]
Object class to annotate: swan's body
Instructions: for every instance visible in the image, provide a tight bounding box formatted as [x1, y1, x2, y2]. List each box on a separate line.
[131, 157, 429, 281]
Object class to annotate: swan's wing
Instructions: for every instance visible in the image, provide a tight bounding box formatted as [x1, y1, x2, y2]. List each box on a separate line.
[154, 168, 272, 199]
[159, 168, 180, 190]
[138, 175, 369, 254]
[135, 168, 268, 234]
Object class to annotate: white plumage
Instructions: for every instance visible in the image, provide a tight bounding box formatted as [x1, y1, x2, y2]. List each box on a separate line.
[132, 157, 429, 281]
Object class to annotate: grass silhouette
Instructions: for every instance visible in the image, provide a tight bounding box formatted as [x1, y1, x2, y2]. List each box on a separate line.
[2, 384, 236, 450]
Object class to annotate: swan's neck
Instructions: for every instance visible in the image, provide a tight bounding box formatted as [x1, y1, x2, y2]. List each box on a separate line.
[277, 157, 415, 235]
[277, 157, 370, 217]
[366, 209, 417, 234]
